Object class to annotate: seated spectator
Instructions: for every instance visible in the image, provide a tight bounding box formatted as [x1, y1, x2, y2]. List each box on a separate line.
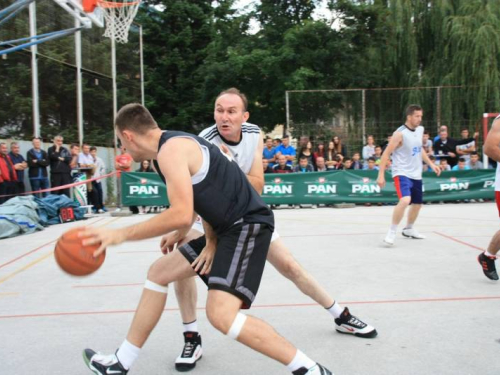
[262, 159, 274, 174]
[362, 135, 376, 160]
[331, 155, 344, 170]
[0, 142, 18, 204]
[351, 152, 363, 170]
[27, 137, 49, 198]
[272, 137, 282, 148]
[374, 145, 383, 165]
[78, 143, 95, 168]
[332, 135, 347, 160]
[263, 137, 277, 166]
[9, 142, 28, 194]
[456, 128, 476, 165]
[422, 130, 433, 156]
[325, 141, 337, 170]
[272, 154, 293, 173]
[423, 155, 437, 172]
[275, 135, 296, 166]
[434, 128, 477, 167]
[439, 158, 451, 171]
[434, 125, 448, 143]
[365, 157, 379, 171]
[343, 158, 353, 170]
[381, 133, 392, 153]
[469, 151, 484, 170]
[452, 157, 470, 171]
[315, 156, 327, 171]
[313, 142, 325, 163]
[298, 141, 314, 167]
[293, 156, 314, 173]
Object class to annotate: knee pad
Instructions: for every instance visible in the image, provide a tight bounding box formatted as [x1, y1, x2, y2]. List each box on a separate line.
[227, 312, 247, 340]
[144, 279, 168, 294]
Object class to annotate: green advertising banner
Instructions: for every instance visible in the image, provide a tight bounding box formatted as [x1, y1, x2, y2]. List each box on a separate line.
[121, 170, 495, 206]
[121, 172, 169, 206]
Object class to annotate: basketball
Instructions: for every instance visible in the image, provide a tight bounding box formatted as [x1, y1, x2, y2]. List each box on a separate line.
[54, 227, 105, 276]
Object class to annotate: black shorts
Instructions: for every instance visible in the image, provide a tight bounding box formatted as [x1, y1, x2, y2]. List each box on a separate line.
[179, 222, 272, 309]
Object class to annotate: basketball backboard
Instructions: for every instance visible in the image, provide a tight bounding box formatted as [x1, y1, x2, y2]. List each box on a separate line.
[53, 0, 104, 28]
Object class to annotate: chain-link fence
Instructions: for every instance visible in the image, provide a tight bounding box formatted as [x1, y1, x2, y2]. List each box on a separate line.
[286, 86, 499, 157]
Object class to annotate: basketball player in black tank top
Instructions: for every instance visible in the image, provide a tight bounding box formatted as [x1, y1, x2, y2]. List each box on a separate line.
[80, 104, 332, 375]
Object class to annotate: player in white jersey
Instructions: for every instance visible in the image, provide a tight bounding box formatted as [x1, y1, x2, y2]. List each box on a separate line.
[377, 105, 441, 246]
[162, 88, 377, 372]
[477, 115, 500, 280]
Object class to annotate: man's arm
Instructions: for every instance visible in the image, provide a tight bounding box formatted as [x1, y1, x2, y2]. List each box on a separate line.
[421, 147, 441, 175]
[246, 133, 265, 194]
[484, 119, 500, 162]
[377, 131, 402, 187]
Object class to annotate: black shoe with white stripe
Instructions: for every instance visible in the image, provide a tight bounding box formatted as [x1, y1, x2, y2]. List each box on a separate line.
[82, 349, 128, 375]
[334, 307, 378, 338]
[292, 363, 333, 375]
[175, 332, 202, 372]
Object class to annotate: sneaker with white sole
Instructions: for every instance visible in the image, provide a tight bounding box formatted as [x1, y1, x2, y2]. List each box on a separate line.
[334, 307, 378, 338]
[402, 227, 425, 239]
[175, 332, 202, 372]
[384, 229, 396, 246]
[292, 363, 333, 375]
[82, 349, 128, 375]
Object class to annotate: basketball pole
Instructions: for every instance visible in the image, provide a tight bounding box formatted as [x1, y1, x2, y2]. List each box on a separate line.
[75, 16, 84, 147]
[29, 2, 40, 138]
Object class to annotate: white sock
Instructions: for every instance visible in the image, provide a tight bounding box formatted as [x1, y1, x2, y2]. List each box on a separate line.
[485, 250, 497, 258]
[183, 320, 198, 333]
[116, 339, 141, 370]
[405, 223, 414, 229]
[390, 224, 398, 232]
[326, 301, 344, 319]
[287, 350, 316, 373]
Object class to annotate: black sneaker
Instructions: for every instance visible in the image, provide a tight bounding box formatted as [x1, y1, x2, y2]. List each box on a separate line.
[175, 332, 203, 372]
[292, 363, 333, 375]
[478, 252, 499, 280]
[82, 349, 128, 375]
[334, 307, 378, 338]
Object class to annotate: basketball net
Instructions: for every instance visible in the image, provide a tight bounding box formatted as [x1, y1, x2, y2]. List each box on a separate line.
[96, 0, 141, 43]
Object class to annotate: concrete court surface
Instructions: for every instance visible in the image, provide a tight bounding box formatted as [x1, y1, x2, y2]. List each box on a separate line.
[1, 203, 499, 375]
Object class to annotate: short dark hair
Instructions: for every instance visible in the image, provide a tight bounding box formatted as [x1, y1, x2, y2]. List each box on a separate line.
[32, 137, 42, 141]
[299, 156, 308, 161]
[423, 130, 429, 135]
[429, 155, 436, 160]
[471, 151, 478, 156]
[440, 158, 448, 163]
[368, 157, 376, 162]
[70, 143, 79, 150]
[343, 157, 351, 163]
[282, 135, 290, 139]
[461, 128, 469, 132]
[115, 103, 158, 135]
[458, 157, 466, 163]
[405, 104, 423, 117]
[216, 88, 248, 112]
[90, 146, 97, 152]
[375, 145, 382, 150]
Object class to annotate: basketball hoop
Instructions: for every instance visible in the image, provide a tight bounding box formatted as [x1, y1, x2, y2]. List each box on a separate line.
[95, 0, 141, 43]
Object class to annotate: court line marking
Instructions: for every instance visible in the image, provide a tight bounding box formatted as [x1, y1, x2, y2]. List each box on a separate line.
[118, 251, 160, 254]
[0, 217, 106, 270]
[0, 217, 121, 286]
[72, 282, 143, 288]
[433, 231, 485, 252]
[1, 295, 499, 319]
[0, 292, 19, 297]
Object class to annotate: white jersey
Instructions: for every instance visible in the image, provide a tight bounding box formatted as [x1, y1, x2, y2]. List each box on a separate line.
[495, 115, 500, 191]
[391, 125, 424, 180]
[199, 122, 261, 174]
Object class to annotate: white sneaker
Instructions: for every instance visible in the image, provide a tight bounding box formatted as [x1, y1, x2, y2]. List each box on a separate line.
[384, 230, 396, 246]
[115, 208, 122, 213]
[402, 227, 426, 239]
[98, 209, 105, 214]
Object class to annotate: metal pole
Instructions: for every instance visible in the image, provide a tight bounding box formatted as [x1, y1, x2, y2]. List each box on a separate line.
[361, 89, 366, 145]
[436, 86, 441, 131]
[139, 24, 144, 106]
[29, 2, 40, 138]
[75, 17, 83, 146]
[285, 91, 290, 137]
[111, 36, 118, 146]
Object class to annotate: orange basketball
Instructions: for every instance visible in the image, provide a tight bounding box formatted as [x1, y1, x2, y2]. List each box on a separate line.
[54, 227, 105, 276]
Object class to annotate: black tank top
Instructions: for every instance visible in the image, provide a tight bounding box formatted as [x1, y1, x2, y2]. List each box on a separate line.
[153, 131, 274, 234]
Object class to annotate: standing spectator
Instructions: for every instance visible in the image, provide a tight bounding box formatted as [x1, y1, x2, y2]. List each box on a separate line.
[0, 142, 17, 204]
[325, 141, 337, 170]
[332, 135, 347, 160]
[298, 141, 314, 167]
[48, 135, 72, 197]
[272, 137, 281, 148]
[439, 158, 451, 171]
[275, 135, 296, 166]
[293, 156, 314, 173]
[70, 144, 80, 169]
[469, 152, 484, 170]
[362, 135, 376, 160]
[434, 125, 448, 143]
[262, 159, 273, 173]
[27, 137, 49, 198]
[79, 143, 97, 210]
[456, 128, 476, 165]
[452, 158, 470, 171]
[90, 146, 107, 213]
[351, 152, 363, 170]
[262, 137, 277, 166]
[9, 142, 28, 194]
[434, 129, 478, 167]
[78, 143, 95, 167]
[315, 156, 327, 171]
[272, 154, 293, 173]
[422, 130, 433, 156]
[115, 144, 134, 212]
[313, 142, 326, 162]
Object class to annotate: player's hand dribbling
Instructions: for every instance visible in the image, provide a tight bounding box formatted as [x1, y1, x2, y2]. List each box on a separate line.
[79, 227, 127, 257]
[192, 241, 216, 275]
